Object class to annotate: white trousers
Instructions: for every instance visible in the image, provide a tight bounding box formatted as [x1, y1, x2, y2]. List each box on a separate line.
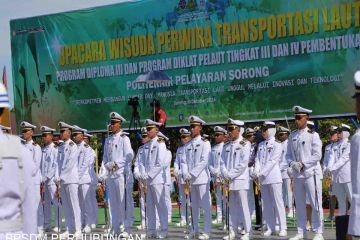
[261, 183, 287, 231]
[178, 183, 187, 222]
[215, 183, 223, 220]
[89, 184, 98, 226]
[190, 183, 212, 234]
[61, 183, 81, 232]
[293, 176, 323, 234]
[228, 190, 251, 233]
[124, 181, 134, 230]
[146, 183, 168, 233]
[333, 182, 352, 215]
[36, 184, 43, 231]
[165, 184, 172, 221]
[44, 184, 62, 229]
[78, 183, 92, 226]
[107, 177, 126, 233]
[282, 178, 293, 211]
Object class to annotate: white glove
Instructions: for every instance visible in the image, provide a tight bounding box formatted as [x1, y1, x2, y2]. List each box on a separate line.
[141, 172, 149, 181]
[98, 176, 104, 183]
[222, 171, 231, 181]
[183, 172, 191, 181]
[212, 169, 220, 177]
[53, 177, 61, 184]
[291, 161, 303, 173]
[251, 171, 259, 179]
[41, 176, 48, 183]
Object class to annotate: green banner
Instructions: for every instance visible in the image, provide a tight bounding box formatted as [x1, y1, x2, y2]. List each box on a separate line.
[10, 0, 360, 131]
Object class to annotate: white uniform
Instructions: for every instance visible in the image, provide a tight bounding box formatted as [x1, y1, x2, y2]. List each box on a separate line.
[102, 130, 134, 234]
[220, 137, 251, 234]
[279, 139, 293, 213]
[208, 142, 224, 222]
[124, 150, 134, 231]
[182, 135, 212, 235]
[254, 137, 286, 232]
[56, 139, 81, 233]
[174, 144, 187, 223]
[88, 147, 98, 227]
[134, 145, 146, 227]
[328, 138, 352, 215]
[164, 149, 172, 222]
[248, 143, 256, 218]
[349, 129, 360, 236]
[286, 127, 323, 234]
[77, 141, 93, 228]
[0, 131, 37, 239]
[138, 136, 168, 235]
[23, 140, 42, 232]
[40, 142, 61, 230]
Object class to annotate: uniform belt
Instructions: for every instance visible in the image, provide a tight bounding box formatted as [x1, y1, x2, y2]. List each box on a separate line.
[0, 218, 23, 233]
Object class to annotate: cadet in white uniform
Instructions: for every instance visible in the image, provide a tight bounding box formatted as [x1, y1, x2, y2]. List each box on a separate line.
[83, 133, 98, 229]
[326, 124, 352, 216]
[253, 122, 287, 237]
[55, 122, 82, 238]
[181, 116, 212, 240]
[286, 106, 324, 240]
[174, 128, 191, 227]
[101, 112, 134, 237]
[322, 126, 339, 222]
[20, 121, 43, 234]
[0, 83, 37, 239]
[278, 126, 294, 218]
[40, 126, 62, 232]
[208, 126, 226, 224]
[221, 118, 251, 240]
[349, 71, 360, 239]
[134, 127, 150, 230]
[158, 132, 172, 223]
[72, 125, 93, 233]
[138, 119, 168, 239]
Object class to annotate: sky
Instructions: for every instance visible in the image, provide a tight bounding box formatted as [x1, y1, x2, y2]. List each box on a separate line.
[0, 0, 132, 107]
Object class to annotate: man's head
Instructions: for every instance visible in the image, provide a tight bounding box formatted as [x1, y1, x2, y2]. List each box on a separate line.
[145, 119, 160, 139]
[189, 116, 205, 138]
[72, 125, 85, 144]
[245, 128, 256, 143]
[58, 122, 72, 141]
[261, 121, 276, 139]
[227, 118, 244, 141]
[109, 112, 125, 134]
[213, 126, 226, 144]
[84, 133, 92, 144]
[329, 126, 339, 142]
[21, 121, 36, 141]
[179, 128, 191, 145]
[41, 126, 55, 145]
[277, 126, 290, 142]
[339, 124, 351, 140]
[292, 105, 312, 129]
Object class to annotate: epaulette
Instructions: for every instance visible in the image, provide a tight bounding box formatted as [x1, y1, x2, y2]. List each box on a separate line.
[121, 132, 129, 137]
[240, 140, 247, 146]
[32, 142, 38, 146]
[21, 139, 26, 145]
[158, 138, 164, 143]
[308, 129, 314, 134]
[201, 137, 209, 142]
[69, 141, 74, 146]
[84, 144, 89, 148]
[58, 142, 64, 146]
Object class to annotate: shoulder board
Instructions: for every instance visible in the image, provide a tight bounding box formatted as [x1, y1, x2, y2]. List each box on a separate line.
[58, 142, 64, 146]
[84, 144, 89, 148]
[32, 142, 38, 146]
[240, 140, 247, 146]
[69, 141, 74, 146]
[121, 132, 129, 137]
[308, 129, 314, 134]
[21, 139, 26, 145]
[201, 137, 209, 142]
[157, 138, 164, 143]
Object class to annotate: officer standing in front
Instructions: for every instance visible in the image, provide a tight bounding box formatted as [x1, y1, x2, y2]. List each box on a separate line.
[0, 83, 37, 239]
[286, 106, 324, 240]
[40, 126, 61, 232]
[221, 118, 251, 240]
[349, 71, 360, 239]
[55, 122, 82, 238]
[181, 116, 212, 240]
[20, 121, 43, 234]
[101, 112, 134, 237]
[138, 119, 168, 239]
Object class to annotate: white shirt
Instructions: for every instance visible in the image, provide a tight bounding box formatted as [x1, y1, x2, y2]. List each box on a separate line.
[41, 142, 58, 185]
[56, 139, 79, 184]
[24, 139, 42, 185]
[328, 138, 351, 183]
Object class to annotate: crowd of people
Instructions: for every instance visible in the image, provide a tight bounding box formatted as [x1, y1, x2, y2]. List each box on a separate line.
[0, 74, 360, 240]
